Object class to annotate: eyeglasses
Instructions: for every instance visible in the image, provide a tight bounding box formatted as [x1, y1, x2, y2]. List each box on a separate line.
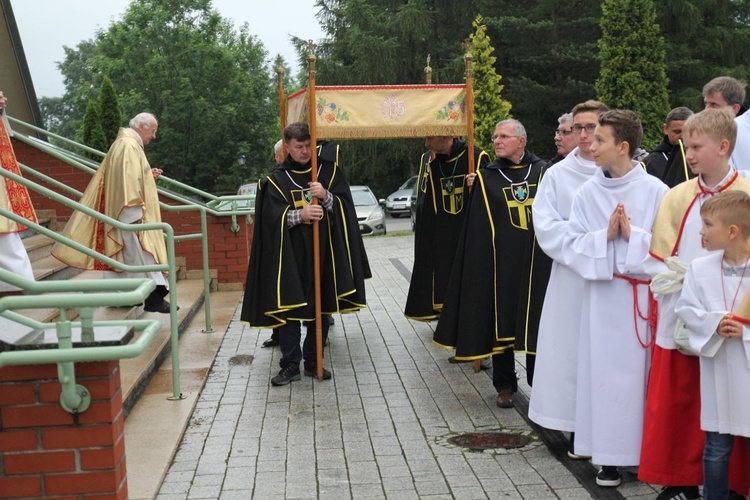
[571, 124, 597, 134]
[492, 134, 519, 141]
[555, 128, 573, 137]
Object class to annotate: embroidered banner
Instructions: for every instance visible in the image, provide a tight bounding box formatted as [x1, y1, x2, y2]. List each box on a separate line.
[286, 85, 468, 139]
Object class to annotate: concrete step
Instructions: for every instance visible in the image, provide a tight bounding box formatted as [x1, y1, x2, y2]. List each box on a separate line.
[123, 290, 242, 500]
[32, 254, 81, 282]
[22, 233, 54, 263]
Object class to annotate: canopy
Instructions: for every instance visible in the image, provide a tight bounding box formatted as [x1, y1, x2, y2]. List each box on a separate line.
[286, 84, 468, 140]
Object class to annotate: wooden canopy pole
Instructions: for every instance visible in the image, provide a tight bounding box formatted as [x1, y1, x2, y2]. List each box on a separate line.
[464, 44, 476, 177]
[464, 44, 482, 374]
[306, 41, 325, 380]
[424, 54, 432, 85]
[276, 54, 287, 158]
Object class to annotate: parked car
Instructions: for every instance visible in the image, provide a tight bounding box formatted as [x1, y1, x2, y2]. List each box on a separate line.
[350, 185, 386, 236]
[385, 175, 418, 217]
[235, 181, 257, 210]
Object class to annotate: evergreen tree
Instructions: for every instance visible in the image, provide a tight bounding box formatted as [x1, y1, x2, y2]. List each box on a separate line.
[485, 0, 601, 158]
[81, 100, 107, 159]
[596, 0, 670, 150]
[656, 0, 750, 110]
[469, 15, 512, 155]
[99, 76, 122, 148]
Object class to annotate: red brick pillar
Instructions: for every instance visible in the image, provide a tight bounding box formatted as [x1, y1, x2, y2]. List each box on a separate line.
[0, 361, 127, 499]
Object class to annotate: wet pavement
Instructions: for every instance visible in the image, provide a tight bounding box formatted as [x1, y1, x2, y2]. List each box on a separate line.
[155, 234, 662, 499]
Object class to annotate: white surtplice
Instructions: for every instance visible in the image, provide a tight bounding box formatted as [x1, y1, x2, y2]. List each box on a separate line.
[528, 148, 597, 432]
[563, 166, 668, 466]
[677, 253, 750, 439]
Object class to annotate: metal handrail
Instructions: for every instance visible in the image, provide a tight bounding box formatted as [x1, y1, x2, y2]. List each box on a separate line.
[0, 269, 162, 413]
[2, 114, 258, 397]
[0, 168, 182, 399]
[8, 116, 256, 217]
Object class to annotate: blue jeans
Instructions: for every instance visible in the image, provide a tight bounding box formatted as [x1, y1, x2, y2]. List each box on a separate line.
[703, 431, 750, 500]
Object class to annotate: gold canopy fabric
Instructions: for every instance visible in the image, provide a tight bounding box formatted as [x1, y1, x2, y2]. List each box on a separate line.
[0, 115, 38, 233]
[286, 85, 469, 139]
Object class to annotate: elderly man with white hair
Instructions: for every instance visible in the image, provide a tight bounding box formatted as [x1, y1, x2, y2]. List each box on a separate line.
[53, 112, 175, 313]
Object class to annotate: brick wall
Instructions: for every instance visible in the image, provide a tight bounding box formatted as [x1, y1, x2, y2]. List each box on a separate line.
[12, 138, 253, 287]
[0, 361, 127, 499]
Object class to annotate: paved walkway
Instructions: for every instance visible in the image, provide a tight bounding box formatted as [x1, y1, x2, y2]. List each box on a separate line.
[155, 235, 661, 499]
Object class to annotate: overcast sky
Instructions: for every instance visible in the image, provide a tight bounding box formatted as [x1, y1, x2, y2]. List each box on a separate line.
[12, 0, 326, 98]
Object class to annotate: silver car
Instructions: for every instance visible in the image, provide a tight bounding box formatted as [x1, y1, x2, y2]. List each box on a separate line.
[385, 175, 417, 217]
[350, 185, 386, 236]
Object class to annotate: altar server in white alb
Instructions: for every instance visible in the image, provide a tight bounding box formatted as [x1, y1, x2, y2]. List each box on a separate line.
[676, 191, 750, 500]
[528, 100, 608, 456]
[638, 108, 750, 499]
[562, 109, 668, 488]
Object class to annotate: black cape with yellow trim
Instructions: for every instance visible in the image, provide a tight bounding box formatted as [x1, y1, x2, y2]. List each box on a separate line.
[404, 139, 490, 321]
[661, 139, 694, 188]
[240, 142, 371, 327]
[433, 151, 552, 366]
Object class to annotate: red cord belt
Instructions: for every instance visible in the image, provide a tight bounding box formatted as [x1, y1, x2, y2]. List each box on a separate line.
[614, 273, 657, 348]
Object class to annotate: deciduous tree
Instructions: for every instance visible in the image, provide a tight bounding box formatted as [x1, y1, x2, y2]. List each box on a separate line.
[43, 0, 276, 193]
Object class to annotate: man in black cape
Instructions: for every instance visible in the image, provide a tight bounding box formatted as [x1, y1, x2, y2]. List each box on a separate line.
[433, 119, 552, 408]
[404, 136, 490, 321]
[642, 107, 694, 187]
[241, 122, 371, 386]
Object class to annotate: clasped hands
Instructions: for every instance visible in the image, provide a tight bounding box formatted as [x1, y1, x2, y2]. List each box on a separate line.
[607, 203, 631, 241]
[718, 314, 743, 338]
[301, 182, 328, 222]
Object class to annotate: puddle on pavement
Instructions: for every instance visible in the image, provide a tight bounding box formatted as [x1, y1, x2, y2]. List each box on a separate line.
[228, 354, 254, 366]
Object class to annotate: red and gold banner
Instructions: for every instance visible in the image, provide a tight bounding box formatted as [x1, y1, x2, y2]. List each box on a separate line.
[0, 116, 37, 233]
[286, 84, 468, 139]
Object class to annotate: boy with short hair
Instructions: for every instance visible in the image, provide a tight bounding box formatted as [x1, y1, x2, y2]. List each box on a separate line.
[563, 109, 668, 487]
[640, 108, 750, 500]
[675, 190, 750, 500]
[529, 100, 608, 455]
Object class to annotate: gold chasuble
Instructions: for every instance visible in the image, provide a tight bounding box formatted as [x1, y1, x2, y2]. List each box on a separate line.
[52, 128, 167, 271]
[0, 116, 38, 233]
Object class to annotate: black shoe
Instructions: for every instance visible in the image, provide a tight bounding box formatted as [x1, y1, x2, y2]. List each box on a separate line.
[304, 364, 332, 380]
[271, 366, 301, 386]
[144, 299, 179, 313]
[448, 356, 470, 364]
[496, 387, 514, 408]
[261, 337, 279, 348]
[655, 486, 700, 500]
[596, 466, 621, 487]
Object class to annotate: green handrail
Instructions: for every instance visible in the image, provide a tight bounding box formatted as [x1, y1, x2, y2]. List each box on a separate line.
[0, 168, 183, 399]
[8, 116, 257, 216]
[0, 269, 161, 413]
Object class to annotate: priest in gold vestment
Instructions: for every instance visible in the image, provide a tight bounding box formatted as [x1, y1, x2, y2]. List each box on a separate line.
[52, 113, 174, 313]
